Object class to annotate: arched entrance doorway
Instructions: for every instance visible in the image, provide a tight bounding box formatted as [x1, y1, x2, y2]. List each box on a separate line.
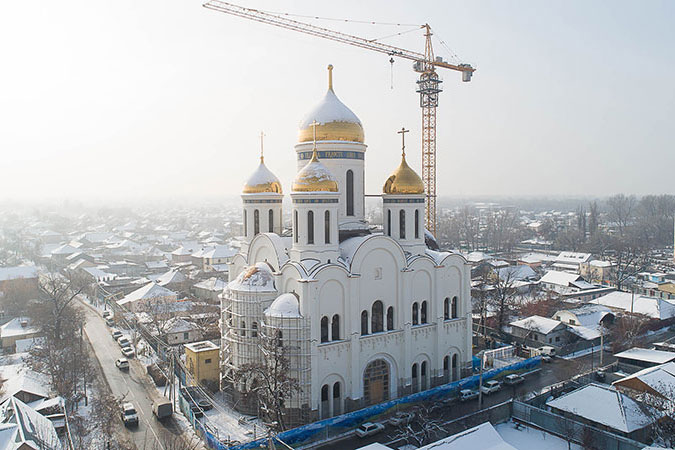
[363, 359, 390, 406]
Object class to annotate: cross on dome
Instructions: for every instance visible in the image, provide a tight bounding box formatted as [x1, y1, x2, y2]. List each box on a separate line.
[397, 127, 409, 157]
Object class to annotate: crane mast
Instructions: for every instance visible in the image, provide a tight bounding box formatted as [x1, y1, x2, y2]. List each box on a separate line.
[203, 1, 475, 237]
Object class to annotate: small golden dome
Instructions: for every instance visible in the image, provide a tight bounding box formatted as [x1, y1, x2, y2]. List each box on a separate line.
[298, 65, 364, 144]
[383, 154, 425, 195]
[292, 149, 338, 193]
[243, 158, 283, 194]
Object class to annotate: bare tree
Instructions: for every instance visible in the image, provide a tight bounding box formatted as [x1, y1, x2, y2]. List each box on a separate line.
[489, 268, 518, 333]
[236, 327, 300, 432]
[588, 201, 599, 236]
[607, 194, 636, 236]
[389, 404, 447, 447]
[137, 296, 178, 342]
[634, 382, 675, 447]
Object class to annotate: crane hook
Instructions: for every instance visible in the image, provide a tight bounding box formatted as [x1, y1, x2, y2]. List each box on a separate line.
[389, 57, 395, 90]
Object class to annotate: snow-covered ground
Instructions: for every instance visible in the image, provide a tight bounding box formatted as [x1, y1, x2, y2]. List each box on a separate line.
[200, 391, 267, 445]
[495, 422, 583, 450]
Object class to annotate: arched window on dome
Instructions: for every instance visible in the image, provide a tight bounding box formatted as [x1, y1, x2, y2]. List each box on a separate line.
[268, 209, 274, 233]
[387, 210, 391, 237]
[361, 310, 369, 335]
[399, 210, 406, 239]
[320, 316, 329, 343]
[346, 170, 354, 216]
[421, 301, 428, 324]
[254, 210, 260, 236]
[415, 209, 420, 239]
[412, 302, 419, 326]
[243, 209, 247, 237]
[386, 306, 394, 331]
[331, 314, 340, 340]
[452, 296, 458, 319]
[325, 210, 331, 244]
[371, 301, 383, 333]
[251, 322, 258, 338]
[294, 211, 298, 243]
[307, 211, 314, 244]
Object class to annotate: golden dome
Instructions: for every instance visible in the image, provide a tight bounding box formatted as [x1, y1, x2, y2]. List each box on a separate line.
[383, 153, 425, 195]
[298, 65, 364, 144]
[292, 149, 338, 193]
[243, 157, 282, 194]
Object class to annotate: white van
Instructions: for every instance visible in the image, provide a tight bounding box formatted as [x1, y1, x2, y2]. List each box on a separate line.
[539, 346, 556, 357]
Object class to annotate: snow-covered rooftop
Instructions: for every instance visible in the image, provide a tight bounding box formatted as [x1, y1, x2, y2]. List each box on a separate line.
[299, 88, 362, 129]
[193, 277, 227, 292]
[265, 293, 302, 319]
[0, 266, 37, 282]
[228, 262, 276, 293]
[117, 282, 178, 306]
[589, 291, 675, 319]
[509, 315, 565, 335]
[416, 422, 516, 450]
[540, 270, 582, 287]
[615, 348, 675, 365]
[613, 361, 675, 398]
[0, 318, 39, 339]
[546, 383, 654, 433]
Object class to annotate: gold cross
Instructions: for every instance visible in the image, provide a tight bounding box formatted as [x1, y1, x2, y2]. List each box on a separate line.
[259, 131, 265, 162]
[398, 127, 409, 156]
[309, 119, 320, 161]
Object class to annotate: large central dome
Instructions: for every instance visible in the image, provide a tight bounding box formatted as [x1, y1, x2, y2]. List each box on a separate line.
[298, 65, 364, 144]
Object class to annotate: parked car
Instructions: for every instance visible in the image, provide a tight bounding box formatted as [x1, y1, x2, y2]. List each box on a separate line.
[388, 412, 414, 426]
[121, 346, 135, 358]
[111, 330, 123, 340]
[459, 389, 479, 402]
[355, 422, 385, 438]
[105, 317, 114, 327]
[152, 400, 173, 420]
[117, 336, 130, 347]
[504, 374, 524, 386]
[481, 380, 502, 395]
[102, 311, 112, 319]
[539, 346, 556, 356]
[115, 358, 129, 371]
[121, 403, 139, 427]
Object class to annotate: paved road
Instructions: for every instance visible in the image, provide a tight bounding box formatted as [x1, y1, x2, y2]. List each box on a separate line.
[79, 302, 186, 450]
[319, 350, 616, 450]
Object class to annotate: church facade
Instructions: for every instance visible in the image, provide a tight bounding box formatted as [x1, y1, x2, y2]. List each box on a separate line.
[221, 65, 471, 425]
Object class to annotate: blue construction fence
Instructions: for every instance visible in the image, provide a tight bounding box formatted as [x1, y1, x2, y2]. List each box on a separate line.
[202, 356, 540, 450]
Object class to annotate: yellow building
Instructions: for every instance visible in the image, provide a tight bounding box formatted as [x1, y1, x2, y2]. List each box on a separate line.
[184, 340, 220, 389]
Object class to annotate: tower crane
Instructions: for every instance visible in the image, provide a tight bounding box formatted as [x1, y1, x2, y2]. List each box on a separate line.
[203, 1, 475, 236]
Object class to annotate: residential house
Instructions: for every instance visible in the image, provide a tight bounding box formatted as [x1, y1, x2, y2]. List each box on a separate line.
[612, 361, 675, 400]
[588, 291, 675, 320]
[192, 277, 227, 302]
[160, 318, 202, 345]
[117, 282, 178, 312]
[546, 383, 654, 442]
[0, 267, 39, 299]
[579, 260, 615, 285]
[191, 245, 237, 272]
[614, 348, 675, 372]
[184, 340, 219, 389]
[0, 397, 63, 450]
[552, 304, 615, 344]
[540, 270, 594, 295]
[509, 315, 569, 346]
[0, 319, 40, 353]
[552, 251, 592, 272]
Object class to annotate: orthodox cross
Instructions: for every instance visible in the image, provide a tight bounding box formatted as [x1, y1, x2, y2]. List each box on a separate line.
[398, 127, 409, 156]
[309, 119, 320, 160]
[259, 131, 265, 162]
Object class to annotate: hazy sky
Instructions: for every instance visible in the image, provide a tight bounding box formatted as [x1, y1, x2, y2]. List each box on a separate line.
[1, 0, 673, 203]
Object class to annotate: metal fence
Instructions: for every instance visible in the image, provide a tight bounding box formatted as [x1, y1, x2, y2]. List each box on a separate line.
[512, 401, 645, 450]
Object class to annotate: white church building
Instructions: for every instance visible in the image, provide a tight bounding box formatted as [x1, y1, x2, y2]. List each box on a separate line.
[221, 65, 471, 425]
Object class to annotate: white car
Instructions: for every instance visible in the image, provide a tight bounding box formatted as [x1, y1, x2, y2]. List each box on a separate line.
[504, 374, 524, 386]
[121, 346, 135, 358]
[459, 389, 479, 402]
[481, 380, 502, 395]
[117, 336, 130, 348]
[355, 422, 385, 438]
[115, 358, 129, 370]
[388, 412, 414, 426]
[121, 402, 139, 427]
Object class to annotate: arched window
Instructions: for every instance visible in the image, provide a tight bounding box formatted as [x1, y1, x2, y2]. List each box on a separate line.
[421, 301, 428, 324]
[452, 354, 458, 381]
[386, 307, 394, 331]
[412, 302, 419, 326]
[307, 211, 314, 244]
[331, 314, 340, 340]
[387, 210, 391, 236]
[240, 321, 246, 337]
[321, 384, 329, 419]
[371, 301, 384, 333]
[320, 316, 329, 343]
[346, 170, 354, 216]
[325, 210, 331, 244]
[361, 310, 369, 335]
[421, 361, 428, 390]
[444, 297, 450, 320]
[443, 356, 450, 383]
[399, 210, 406, 239]
[251, 322, 258, 338]
[333, 382, 341, 415]
[452, 296, 458, 319]
[268, 209, 274, 233]
[321, 384, 329, 401]
[412, 363, 419, 393]
[415, 209, 420, 239]
[294, 210, 298, 243]
[277, 330, 283, 347]
[243, 209, 247, 237]
[254, 209, 260, 236]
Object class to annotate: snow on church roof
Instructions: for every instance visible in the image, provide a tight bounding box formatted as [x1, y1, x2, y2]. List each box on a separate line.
[265, 293, 301, 318]
[228, 262, 276, 292]
[299, 88, 361, 129]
